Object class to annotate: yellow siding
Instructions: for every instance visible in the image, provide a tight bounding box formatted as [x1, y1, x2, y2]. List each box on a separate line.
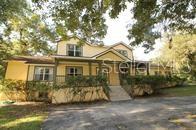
[5, 61, 28, 80]
[92, 63, 98, 75]
[57, 38, 107, 57]
[57, 38, 134, 60]
[57, 62, 91, 76]
[51, 87, 108, 104]
[112, 44, 133, 59]
[57, 62, 120, 86]
[97, 52, 124, 61]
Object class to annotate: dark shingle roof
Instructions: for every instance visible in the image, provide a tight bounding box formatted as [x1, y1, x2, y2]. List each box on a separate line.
[8, 56, 54, 64]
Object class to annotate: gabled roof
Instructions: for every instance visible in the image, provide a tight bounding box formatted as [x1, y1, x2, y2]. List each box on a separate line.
[57, 35, 134, 50]
[52, 55, 94, 60]
[57, 35, 109, 48]
[109, 41, 133, 51]
[92, 48, 131, 61]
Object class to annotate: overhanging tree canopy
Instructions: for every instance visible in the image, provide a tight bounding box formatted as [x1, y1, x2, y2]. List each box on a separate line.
[0, 0, 196, 78]
[155, 34, 196, 80]
[33, 0, 196, 51]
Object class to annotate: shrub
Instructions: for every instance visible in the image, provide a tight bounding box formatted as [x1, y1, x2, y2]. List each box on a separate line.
[55, 75, 110, 98]
[122, 75, 185, 97]
[0, 79, 26, 92]
[0, 79, 27, 101]
[0, 75, 110, 101]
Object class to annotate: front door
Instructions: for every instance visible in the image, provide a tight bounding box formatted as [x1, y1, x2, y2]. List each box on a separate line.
[97, 67, 110, 84]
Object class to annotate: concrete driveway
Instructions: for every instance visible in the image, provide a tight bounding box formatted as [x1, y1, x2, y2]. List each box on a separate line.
[42, 97, 196, 130]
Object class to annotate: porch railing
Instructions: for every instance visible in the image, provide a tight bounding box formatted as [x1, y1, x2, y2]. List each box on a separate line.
[26, 75, 110, 98]
[55, 75, 106, 87]
[26, 75, 108, 88]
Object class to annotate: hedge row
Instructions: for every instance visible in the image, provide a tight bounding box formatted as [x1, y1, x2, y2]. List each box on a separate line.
[124, 75, 186, 89]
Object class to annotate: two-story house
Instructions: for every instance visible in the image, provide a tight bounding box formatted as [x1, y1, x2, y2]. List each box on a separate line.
[5, 37, 170, 86]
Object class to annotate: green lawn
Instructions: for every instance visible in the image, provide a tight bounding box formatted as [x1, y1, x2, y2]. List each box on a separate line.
[0, 103, 48, 130]
[161, 84, 196, 97]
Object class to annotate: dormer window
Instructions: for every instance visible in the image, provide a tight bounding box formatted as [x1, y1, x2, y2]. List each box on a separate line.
[67, 44, 82, 56]
[117, 49, 128, 57]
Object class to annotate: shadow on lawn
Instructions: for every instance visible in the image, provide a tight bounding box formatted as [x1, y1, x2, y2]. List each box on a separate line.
[0, 103, 49, 130]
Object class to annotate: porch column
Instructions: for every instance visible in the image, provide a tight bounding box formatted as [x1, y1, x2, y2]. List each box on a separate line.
[88, 62, 92, 76]
[25, 65, 30, 89]
[135, 62, 137, 75]
[128, 62, 131, 75]
[26, 65, 30, 81]
[146, 62, 150, 75]
[54, 59, 58, 85]
[98, 61, 102, 75]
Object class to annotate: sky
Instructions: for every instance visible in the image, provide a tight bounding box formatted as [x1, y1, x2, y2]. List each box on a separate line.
[103, 3, 164, 61]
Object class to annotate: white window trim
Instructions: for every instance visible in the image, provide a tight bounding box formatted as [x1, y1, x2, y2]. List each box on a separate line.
[116, 49, 128, 57]
[67, 67, 83, 76]
[67, 44, 82, 56]
[34, 67, 53, 81]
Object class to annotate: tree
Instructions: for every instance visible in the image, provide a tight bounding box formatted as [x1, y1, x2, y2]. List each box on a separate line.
[155, 34, 196, 80]
[0, 0, 27, 24]
[1, 0, 196, 79]
[34, 0, 196, 51]
[0, 1, 56, 78]
[128, 0, 196, 52]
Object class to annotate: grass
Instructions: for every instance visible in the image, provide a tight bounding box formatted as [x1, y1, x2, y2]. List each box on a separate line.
[122, 83, 196, 98]
[161, 84, 196, 97]
[0, 103, 49, 130]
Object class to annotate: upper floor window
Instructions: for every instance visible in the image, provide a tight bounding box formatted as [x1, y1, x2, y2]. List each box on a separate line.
[34, 67, 53, 81]
[67, 44, 82, 56]
[117, 49, 128, 57]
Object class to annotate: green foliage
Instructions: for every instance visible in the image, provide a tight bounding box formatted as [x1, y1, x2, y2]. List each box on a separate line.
[0, 0, 27, 24]
[128, 0, 196, 52]
[0, 17, 55, 79]
[161, 84, 196, 97]
[26, 81, 53, 92]
[54, 75, 110, 97]
[0, 75, 110, 101]
[33, 0, 196, 52]
[0, 79, 26, 92]
[1, 0, 196, 53]
[55, 75, 108, 88]
[122, 75, 186, 97]
[1, 0, 195, 78]
[125, 75, 185, 88]
[155, 34, 196, 81]
[122, 75, 185, 92]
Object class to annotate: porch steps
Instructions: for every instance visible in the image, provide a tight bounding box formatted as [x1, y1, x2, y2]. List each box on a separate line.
[109, 86, 132, 101]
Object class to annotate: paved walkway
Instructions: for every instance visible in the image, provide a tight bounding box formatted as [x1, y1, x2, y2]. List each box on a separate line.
[42, 97, 196, 130]
[109, 86, 132, 101]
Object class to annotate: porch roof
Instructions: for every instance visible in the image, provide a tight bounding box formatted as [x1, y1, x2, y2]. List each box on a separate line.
[53, 51, 131, 62]
[6, 56, 54, 64]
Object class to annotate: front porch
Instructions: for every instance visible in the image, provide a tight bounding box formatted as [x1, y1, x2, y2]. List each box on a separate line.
[53, 57, 150, 86]
[55, 59, 123, 86]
